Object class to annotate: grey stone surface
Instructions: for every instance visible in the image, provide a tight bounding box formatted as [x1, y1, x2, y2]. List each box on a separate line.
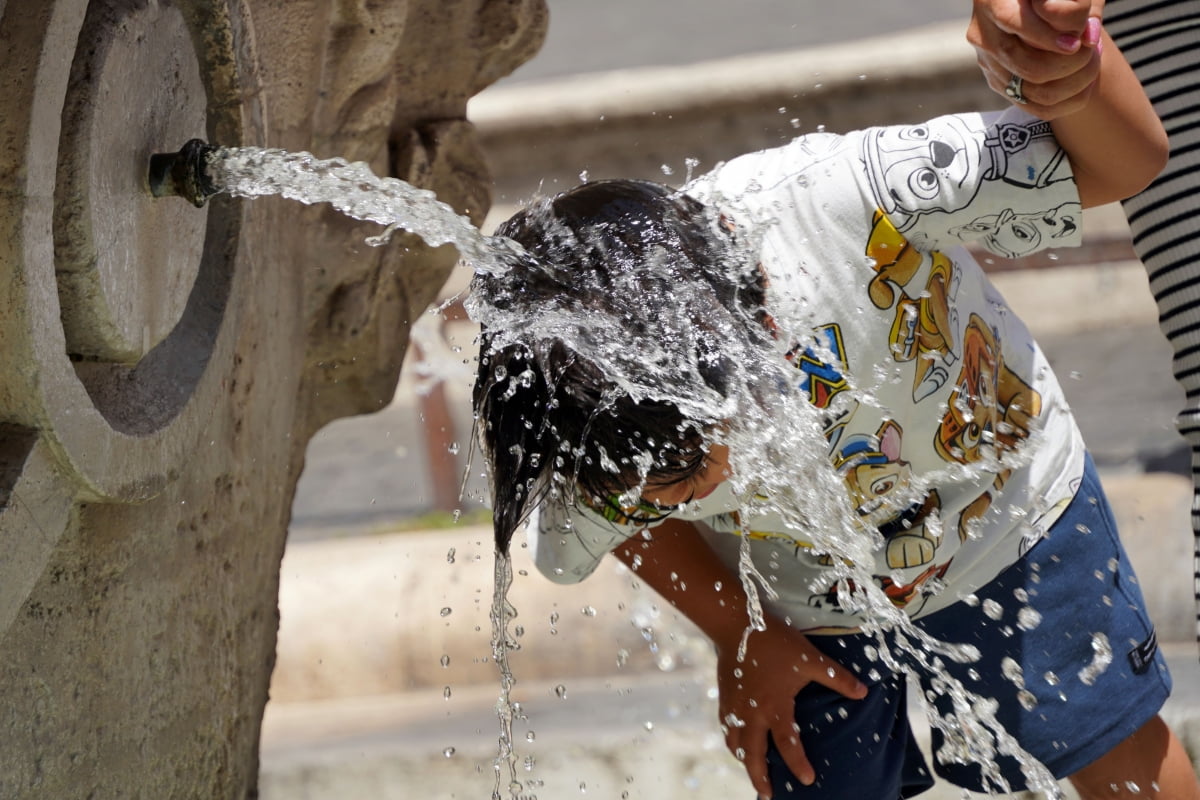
[0, 1, 546, 797]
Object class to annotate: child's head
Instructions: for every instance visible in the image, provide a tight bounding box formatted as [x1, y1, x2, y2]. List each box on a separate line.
[470, 179, 770, 552]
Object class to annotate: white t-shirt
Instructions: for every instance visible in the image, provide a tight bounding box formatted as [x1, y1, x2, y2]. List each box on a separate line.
[530, 109, 1088, 632]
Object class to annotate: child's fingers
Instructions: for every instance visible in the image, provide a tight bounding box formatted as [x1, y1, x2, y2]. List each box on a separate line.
[807, 652, 868, 701]
[770, 717, 815, 789]
[735, 722, 780, 798]
[731, 717, 813, 798]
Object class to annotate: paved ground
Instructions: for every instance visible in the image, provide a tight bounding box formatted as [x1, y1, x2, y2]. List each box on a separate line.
[260, 644, 1199, 800]
[500, 0, 971, 84]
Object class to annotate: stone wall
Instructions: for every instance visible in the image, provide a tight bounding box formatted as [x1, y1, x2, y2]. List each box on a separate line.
[0, 1, 545, 797]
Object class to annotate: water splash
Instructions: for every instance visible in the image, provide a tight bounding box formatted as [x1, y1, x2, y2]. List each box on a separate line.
[491, 551, 524, 800]
[204, 146, 526, 274]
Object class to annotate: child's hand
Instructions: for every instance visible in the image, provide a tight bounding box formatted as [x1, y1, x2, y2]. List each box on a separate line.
[968, 0, 1104, 119]
[715, 623, 867, 798]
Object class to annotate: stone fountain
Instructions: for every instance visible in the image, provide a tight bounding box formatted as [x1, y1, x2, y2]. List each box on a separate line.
[0, 1, 545, 796]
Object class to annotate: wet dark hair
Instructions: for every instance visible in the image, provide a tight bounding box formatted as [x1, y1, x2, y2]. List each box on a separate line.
[471, 179, 769, 553]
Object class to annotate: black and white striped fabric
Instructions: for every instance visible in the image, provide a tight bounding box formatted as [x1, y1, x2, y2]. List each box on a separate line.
[1106, 0, 1200, 650]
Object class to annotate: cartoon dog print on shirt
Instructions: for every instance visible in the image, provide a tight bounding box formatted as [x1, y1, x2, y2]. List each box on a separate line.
[806, 560, 953, 620]
[862, 116, 985, 232]
[790, 323, 858, 450]
[833, 419, 944, 570]
[865, 210, 961, 402]
[862, 115, 1072, 237]
[935, 314, 1043, 538]
[949, 203, 1079, 259]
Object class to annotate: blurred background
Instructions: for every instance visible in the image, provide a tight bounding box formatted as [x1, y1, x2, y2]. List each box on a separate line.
[266, 4, 1198, 799]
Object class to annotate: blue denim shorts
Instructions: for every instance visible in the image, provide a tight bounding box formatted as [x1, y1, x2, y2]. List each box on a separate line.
[767, 455, 1173, 798]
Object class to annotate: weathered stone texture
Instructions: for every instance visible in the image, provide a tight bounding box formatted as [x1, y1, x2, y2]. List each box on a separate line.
[0, 0, 546, 797]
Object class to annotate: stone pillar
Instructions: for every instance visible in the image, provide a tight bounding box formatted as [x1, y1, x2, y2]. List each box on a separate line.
[0, 1, 545, 797]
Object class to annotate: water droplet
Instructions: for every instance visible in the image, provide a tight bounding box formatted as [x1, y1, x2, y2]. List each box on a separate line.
[1077, 632, 1113, 686]
[1016, 606, 1042, 631]
[554, 684, 567, 700]
[440, 654, 450, 668]
[443, 685, 452, 699]
[440, 607, 452, 617]
[443, 746, 456, 757]
[1043, 671, 1060, 686]
[446, 547, 456, 564]
[526, 730, 536, 742]
[982, 599, 1004, 620]
[1001, 657, 1025, 688]
[580, 605, 597, 617]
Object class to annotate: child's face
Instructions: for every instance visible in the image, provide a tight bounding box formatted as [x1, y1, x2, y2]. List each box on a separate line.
[640, 443, 732, 507]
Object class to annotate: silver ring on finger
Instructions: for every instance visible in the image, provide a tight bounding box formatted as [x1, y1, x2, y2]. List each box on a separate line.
[1004, 73, 1027, 105]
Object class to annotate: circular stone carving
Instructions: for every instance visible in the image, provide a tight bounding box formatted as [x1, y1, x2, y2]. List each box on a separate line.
[0, 0, 259, 502]
[55, 1, 209, 364]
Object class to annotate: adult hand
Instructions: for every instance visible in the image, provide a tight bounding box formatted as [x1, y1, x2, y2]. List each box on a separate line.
[968, 0, 1105, 118]
[716, 622, 867, 798]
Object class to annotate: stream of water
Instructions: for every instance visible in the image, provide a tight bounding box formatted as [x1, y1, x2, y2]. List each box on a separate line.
[205, 145, 1076, 799]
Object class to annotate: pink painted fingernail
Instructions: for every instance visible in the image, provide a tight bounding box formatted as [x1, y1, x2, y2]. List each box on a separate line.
[1084, 17, 1102, 47]
[1056, 33, 1081, 52]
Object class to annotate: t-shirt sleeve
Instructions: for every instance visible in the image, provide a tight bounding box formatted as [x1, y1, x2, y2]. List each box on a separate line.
[859, 108, 1083, 259]
[529, 495, 642, 584]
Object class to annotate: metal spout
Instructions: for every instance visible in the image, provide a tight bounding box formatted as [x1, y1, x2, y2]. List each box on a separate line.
[148, 139, 220, 208]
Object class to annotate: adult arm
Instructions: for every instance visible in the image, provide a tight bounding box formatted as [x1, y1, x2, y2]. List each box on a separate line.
[612, 519, 867, 798]
[969, 0, 1168, 207]
[969, 0, 1104, 116]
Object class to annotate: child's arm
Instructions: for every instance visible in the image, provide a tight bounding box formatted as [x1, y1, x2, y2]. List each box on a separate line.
[1046, 28, 1167, 208]
[613, 519, 867, 798]
[970, 1, 1168, 207]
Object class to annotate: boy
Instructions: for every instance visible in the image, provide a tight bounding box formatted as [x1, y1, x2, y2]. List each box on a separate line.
[470, 22, 1197, 800]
